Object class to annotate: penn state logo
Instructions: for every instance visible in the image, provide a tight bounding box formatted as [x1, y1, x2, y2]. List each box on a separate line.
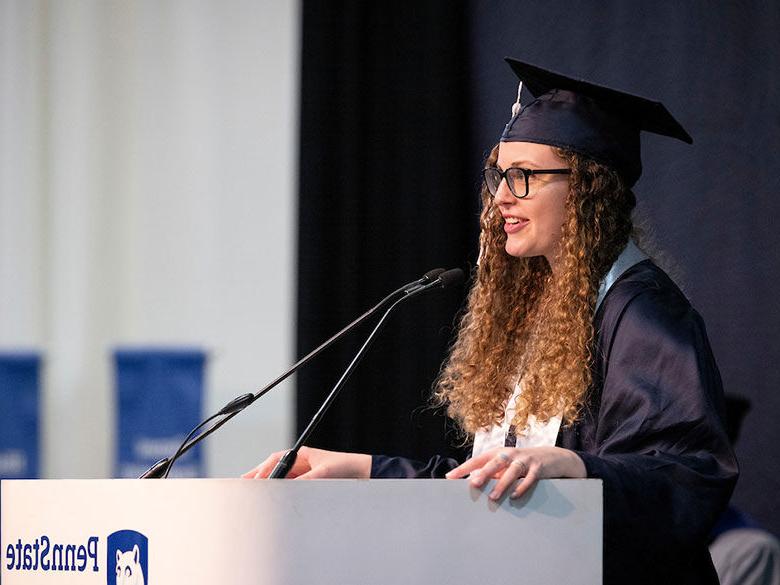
[106, 530, 148, 585]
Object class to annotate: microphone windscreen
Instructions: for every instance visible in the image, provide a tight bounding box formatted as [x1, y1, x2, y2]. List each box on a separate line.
[421, 267, 445, 282]
[438, 268, 464, 288]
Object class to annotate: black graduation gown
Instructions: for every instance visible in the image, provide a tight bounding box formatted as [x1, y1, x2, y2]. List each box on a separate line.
[370, 261, 738, 585]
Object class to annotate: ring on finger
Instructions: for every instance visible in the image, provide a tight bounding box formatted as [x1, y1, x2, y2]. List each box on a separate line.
[510, 459, 528, 474]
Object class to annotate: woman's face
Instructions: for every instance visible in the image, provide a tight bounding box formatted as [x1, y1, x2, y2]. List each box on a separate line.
[493, 141, 571, 268]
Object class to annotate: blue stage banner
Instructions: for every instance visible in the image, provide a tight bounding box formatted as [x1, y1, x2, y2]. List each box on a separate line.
[0, 352, 41, 479]
[114, 348, 206, 478]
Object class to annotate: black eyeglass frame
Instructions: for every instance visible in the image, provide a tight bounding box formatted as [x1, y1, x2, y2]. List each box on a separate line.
[482, 167, 571, 199]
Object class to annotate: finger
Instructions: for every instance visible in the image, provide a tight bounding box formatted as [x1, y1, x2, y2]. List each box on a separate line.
[445, 452, 493, 479]
[469, 453, 512, 488]
[243, 451, 285, 479]
[256, 456, 283, 478]
[294, 465, 330, 480]
[510, 466, 540, 500]
[488, 460, 527, 501]
[265, 448, 320, 479]
[242, 465, 269, 479]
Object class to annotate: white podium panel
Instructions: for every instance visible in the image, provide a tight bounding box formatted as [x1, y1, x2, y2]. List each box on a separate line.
[1, 478, 601, 584]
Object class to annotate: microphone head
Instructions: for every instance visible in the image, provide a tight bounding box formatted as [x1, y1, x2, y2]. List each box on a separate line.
[437, 268, 465, 288]
[420, 268, 445, 283]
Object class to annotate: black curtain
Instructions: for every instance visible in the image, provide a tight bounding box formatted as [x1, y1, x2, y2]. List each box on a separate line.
[298, 1, 780, 535]
[296, 2, 476, 462]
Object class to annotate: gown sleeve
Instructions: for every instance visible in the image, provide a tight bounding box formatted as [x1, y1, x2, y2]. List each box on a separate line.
[370, 453, 459, 478]
[571, 282, 738, 582]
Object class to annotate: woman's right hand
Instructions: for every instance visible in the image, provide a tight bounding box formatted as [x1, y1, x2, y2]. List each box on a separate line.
[241, 446, 372, 480]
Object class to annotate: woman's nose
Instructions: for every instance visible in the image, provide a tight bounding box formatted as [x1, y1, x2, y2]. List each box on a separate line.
[492, 178, 516, 205]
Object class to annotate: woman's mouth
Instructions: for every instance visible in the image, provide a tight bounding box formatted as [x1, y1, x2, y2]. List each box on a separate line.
[504, 216, 529, 234]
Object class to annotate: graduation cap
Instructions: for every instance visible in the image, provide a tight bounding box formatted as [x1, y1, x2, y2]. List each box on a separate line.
[500, 58, 693, 187]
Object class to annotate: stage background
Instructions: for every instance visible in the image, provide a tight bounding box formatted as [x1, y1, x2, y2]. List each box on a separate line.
[297, 1, 780, 535]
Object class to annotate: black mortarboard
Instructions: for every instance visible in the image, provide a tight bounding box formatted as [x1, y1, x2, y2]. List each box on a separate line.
[500, 58, 693, 187]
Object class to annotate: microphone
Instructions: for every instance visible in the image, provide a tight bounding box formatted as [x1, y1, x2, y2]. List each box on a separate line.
[428, 267, 465, 290]
[139, 267, 448, 479]
[268, 267, 464, 479]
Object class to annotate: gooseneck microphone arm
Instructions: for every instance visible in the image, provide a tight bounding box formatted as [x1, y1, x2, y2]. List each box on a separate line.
[140, 268, 446, 479]
[268, 268, 464, 479]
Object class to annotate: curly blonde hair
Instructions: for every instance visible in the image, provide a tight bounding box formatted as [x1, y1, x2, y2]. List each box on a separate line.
[434, 145, 635, 437]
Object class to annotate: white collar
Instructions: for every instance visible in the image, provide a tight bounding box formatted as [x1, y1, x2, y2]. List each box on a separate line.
[595, 240, 648, 312]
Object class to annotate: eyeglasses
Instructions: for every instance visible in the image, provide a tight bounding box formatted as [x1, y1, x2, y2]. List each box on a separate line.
[482, 166, 571, 199]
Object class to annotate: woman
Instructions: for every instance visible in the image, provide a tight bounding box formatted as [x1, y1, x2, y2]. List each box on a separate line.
[245, 59, 738, 584]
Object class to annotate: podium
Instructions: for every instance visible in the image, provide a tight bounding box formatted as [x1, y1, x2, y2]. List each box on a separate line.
[1, 478, 602, 584]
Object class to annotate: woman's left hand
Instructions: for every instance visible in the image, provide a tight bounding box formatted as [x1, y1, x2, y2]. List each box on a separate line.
[445, 446, 586, 501]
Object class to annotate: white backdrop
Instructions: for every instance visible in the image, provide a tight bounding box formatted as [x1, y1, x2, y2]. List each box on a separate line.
[0, 0, 298, 478]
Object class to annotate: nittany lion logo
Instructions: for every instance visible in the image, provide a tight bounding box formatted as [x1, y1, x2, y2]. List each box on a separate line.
[106, 530, 148, 585]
